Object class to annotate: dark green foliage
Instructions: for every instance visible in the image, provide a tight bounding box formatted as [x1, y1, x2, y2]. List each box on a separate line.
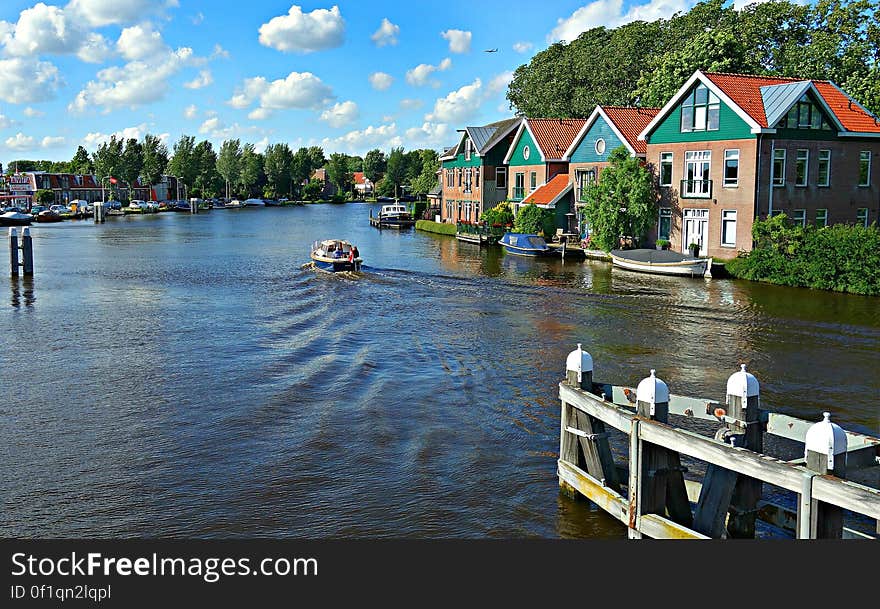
[415, 220, 457, 235]
[411, 201, 427, 220]
[514, 203, 555, 236]
[481, 201, 514, 226]
[303, 179, 323, 201]
[35, 189, 55, 204]
[726, 214, 880, 295]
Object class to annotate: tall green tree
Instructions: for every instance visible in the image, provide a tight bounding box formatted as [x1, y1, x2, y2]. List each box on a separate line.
[216, 139, 242, 199]
[92, 136, 123, 195]
[307, 146, 326, 171]
[238, 143, 262, 197]
[410, 149, 440, 198]
[385, 147, 406, 198]
[120, 138, 143, 191]
[70, 145, 93, 175]
[346, 155, 363, 174]
[363, 148, 386, 184]
[193, 140, 220, 197]
[583, 146, 658, 251]
[290, 147, 312, 197]
[263, 143, 293, 197]
[326, 152, 353, 194]
[140, 134, 168, 187]
[167, 135, 198, 191]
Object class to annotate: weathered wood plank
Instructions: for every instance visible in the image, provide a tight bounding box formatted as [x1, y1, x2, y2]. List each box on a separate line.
[627, 419, 642, 539]
[811, 476, 880, 520]
[557, 459, 629, 525]
[640, 514, 709, 540]
[572, 411, 621, 494]
[559, 401, 579, 466]
[559, 383, 634, 433]
[767, 413, 880, 466]
[692, 464, 738, 538]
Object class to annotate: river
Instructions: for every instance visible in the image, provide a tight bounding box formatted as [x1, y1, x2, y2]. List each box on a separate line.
[2, 202, 878, 538]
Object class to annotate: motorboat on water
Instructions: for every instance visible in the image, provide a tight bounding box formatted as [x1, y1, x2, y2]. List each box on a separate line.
[370, 204, 415, 228]
[610, 249, 712, 278]
[243, 198, 265, 207]
[309, 239, 363, 273]
[499, 232, 553, 256]
[35, 209, 63, 223]
[0, 210, 32, 226]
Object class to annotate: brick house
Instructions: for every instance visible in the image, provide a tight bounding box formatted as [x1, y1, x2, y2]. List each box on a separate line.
[439, 117, 520, 223]
[502, 118, 587, 217]
[639, 70, 880, 258]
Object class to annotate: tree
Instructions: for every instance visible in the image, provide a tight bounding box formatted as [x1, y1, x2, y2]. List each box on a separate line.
[346, 155, 363, 174]
[167, 135, 198, 192]
[238, 143, 261, 197]
[120, 138, 143, 192]
[70, 146, 93, 175]
[263, 143, 293, 197]
[216, 139, 242, 199]
[141, 134, 168, 187]
[363, 148, 386, 184]
[307, 146, 326, 171]
[514, 203, 556, 236]
[583, 146, 658, 251]
[410, 149, 440, 198]
[326, 152, 353, 195]
[290, 147, 312, 198]
[193, 140, 220, 197]
[92, 136, 123, 196]
[303, 179, 323, 201]
[481, 201, 514, 227]
[385, 147, 406, 198]
[35, 189, 55, 205]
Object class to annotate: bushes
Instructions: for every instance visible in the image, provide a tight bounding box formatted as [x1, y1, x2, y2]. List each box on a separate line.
[514, 203, 555, 236]
[481, 201, 514, 227]
[726, 214, 880, 295]
[415, 220, 456, 235]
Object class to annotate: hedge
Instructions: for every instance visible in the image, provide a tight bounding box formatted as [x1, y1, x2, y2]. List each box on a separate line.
[415, 220, 456, 236]
[726, 214, 880, 296]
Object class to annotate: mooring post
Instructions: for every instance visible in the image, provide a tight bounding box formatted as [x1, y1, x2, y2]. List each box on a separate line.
[190, 198, 198, 214]
[802, 412, 847, 538]
[726, 364, 762, 538]
[21, 227, 33, 276]
[94, 201, 105, 223]
[9, 228, 19, 276]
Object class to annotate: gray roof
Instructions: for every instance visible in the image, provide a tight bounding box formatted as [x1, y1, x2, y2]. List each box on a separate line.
[478, 117, 521, 153]
[466, 126, 499, 153]
[761, 81, 811, 128]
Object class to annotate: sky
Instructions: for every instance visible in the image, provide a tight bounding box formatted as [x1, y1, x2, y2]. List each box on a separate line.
[0, 0, 772, 162]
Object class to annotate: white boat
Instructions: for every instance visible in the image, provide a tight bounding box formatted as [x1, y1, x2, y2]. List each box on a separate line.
[0, 210, 32, 226]
[309, 239, 362, 273]
[370, 204, 414, 228]
[225, 199, 243, 209]
[610, 249, 711, 278]
[243, 198, 265, 207]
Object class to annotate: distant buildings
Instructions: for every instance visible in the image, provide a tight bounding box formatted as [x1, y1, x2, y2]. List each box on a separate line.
[0, 172, 181, 207]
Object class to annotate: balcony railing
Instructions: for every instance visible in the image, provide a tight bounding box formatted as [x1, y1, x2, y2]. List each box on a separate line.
[513, 186, 525, 200]
[680, 179, 713, 198]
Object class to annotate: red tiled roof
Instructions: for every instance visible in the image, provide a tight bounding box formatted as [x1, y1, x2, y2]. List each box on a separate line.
[527, 118, 588, 160]
[522, 174, 571, 206]
[602, 107, 660, 154]
[353, 171, 365, 184]
[703, 72, 880, 132]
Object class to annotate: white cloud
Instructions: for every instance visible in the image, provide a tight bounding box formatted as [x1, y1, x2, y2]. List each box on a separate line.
[184, 69, 213, 89]
[371, 18, 399, 47]
[548, 0, 693, 42]
[82, 123, 167, 149]
[228, 71, 335, 118]
[0, 57, 62, 104]
[406, 58, 452, 87]
[5, 132, 35, 150]
[183, 104, 197, 119]
[67, 0, 177, 28]
[368, 72, 393, 90]
[0, 3, 109, 63]
[248, 107, 273, 120]
[41, 136, 66, 148]
[0, 114, 12, 128]
[405, 122, 451, 147]
[513, 41, 533, 53]
[321, 123, 402, 155]
[211, 44, 230, 59]
[192, 12, 205, 25]
[319, 100, 359, 128]
[69, 47, 201, 113]
[258, 5, 345, 53]
[441, 29, 471, 54]
[426, 78, 484, 124]
[116, 23, 167, 61]
[399, 98, 423, 111]
[253, 137, 269, 154]
[487, 71, 514, 94]
[77, 33, 112, 63]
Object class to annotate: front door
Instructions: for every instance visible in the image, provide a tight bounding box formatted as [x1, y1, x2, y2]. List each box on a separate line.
[682, 209, 709, 256]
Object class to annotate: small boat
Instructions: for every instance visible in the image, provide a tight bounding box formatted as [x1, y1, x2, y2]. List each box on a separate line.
[309, 239, 363, 273]
[0, 210, 32, 226]
[610, 249, 712, 278]
[499, 232, 553, 256]
[243, 198, 265, 207]
[226, 199, 243, 209]
[36, 209, 63, 223]
[370, 204, 415, 228]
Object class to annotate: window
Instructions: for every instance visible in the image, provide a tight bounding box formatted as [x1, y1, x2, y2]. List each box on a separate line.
[576, 169, 595, 202]
[474, 167, 480, 189]
[793, 209, 806, 227]
[446, 169, 453, 188]
[456, 168, 462, 187]
[595, 138, 606, 155]
[857, 208, 869, 227]
[514, 172, 525, 200]
[817, 150, 831, 187]
[680, 84, 720, 132]
[658, 208, 672, 240]
[529, 172, 537, 192]
[682, 150, 711, 197]
[523, 145, 530, 161]
[724, 149, 739, 187]
[795, 149, 809, 187]
[772, 149, 786, 186]
[859, 151, 871, 186]
[464, 168, 472, 193]
[659, 152, 673, 187]
[777, 94, 830, 130]
[721, 210, 737, 247]
[465, 140, 471, 161]
[816, 208, 828, 227]
[495, 167, 507, 190]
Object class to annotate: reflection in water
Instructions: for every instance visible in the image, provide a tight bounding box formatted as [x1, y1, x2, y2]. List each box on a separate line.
[9, 276, 35, 308]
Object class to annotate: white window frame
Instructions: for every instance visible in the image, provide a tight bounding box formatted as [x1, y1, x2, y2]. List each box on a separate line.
[465, 140, 471, 161]
[816, 208, 828, 227]
[793, 209, 806, 227]
[529, 171, 537, 193]
[495, 167, 507, 190]
[817, 150, 831, 187]
[658, 208, 672, 240]
[859, 151, 871, 187]
[857, 208, 869, 227]
[659, 152, 673, 187]
[723, 149, 739, 187]
[772, 149, 786, 187]
[795, 149, 809, 187]
[684, 150, 712, 197]
[464, 168, 472, 193]
[721, 209, 737, 247]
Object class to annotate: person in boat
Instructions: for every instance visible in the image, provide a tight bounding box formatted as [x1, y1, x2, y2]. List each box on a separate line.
[351, 245, 359, 259]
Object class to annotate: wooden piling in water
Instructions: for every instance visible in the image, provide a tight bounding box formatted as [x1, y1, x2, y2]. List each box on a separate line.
[21, 227, 33, 276]
[800, 412, 848, 538]
[9, 228, 19, 276]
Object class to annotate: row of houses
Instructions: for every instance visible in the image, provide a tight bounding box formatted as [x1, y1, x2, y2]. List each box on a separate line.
[0, 172, 182, 207]
[439, 70, 880, 257]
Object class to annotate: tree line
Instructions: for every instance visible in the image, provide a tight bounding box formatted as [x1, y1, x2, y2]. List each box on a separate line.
[506, 0, 880, 118]
[4, 137, 441, 201]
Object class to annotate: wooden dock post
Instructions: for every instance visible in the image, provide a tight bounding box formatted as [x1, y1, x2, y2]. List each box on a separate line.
[21, 227, 33, 276]
[189, 198, 198, 214]
[726, 365, 762, 538]
[94, 201, 105, 223]
[9, 228, 19, 276]
[635, 370, 692, 528]
[801, 412, 848, 538]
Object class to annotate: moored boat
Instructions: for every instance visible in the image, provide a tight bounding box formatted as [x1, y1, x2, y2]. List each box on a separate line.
[499, 232, 553, 256]
[610, 248, 711, 277]
[309, 239, 363, 273]
[370, 204, 415, 228]
[36, 209, 63, 223]
[0, 210, 33, 226]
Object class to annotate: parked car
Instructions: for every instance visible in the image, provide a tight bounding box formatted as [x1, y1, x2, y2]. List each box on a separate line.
[129, 199, 148, 210]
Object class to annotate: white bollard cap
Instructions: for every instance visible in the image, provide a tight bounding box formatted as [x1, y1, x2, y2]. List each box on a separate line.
[22, 226, 30, 236]
[804, 412, 848, 470]
[636, 369, 669, 415]
[8, 227, 16, 237]
[565, 343, 593, 383]
[726, 364, 760, 404]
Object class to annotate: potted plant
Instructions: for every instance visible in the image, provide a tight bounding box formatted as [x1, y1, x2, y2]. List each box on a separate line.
[655, 238, 670, 250]
[688, 241, 700, 257]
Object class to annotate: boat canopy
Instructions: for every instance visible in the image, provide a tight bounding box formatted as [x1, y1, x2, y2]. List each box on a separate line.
[505, 234, 547, 249]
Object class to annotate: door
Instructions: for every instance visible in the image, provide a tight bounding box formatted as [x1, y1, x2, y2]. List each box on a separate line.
[682, 209, 709, 255]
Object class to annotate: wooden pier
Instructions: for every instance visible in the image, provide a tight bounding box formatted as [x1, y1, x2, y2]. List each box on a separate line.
[559, 346, 880, 539]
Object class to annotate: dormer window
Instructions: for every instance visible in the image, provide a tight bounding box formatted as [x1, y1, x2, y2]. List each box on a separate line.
[464, 139, 472, 161]
[776, 94, 830, 130]
[681, 84, 719, 132]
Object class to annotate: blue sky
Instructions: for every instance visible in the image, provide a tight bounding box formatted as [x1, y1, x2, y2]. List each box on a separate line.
[0, 0, 765, 162]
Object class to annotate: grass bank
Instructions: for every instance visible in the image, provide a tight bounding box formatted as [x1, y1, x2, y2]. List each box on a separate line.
[416, 220, 456, 236]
